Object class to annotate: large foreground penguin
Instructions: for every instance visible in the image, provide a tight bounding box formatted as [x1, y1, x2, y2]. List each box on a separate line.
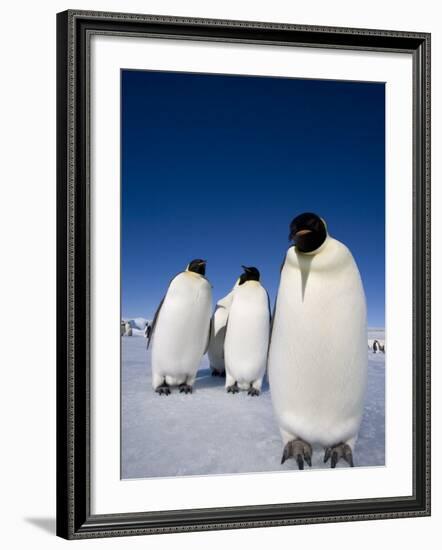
[224, 266, 270, 396]
[148, 259, 212, 395]
[268, 213, 367, 469]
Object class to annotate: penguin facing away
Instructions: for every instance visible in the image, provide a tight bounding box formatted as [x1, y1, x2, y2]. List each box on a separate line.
[148, 259, 212, 395]
[268, 213, 368, 469]
[224, 266, 271, 396]
[208, 298, 230, 377]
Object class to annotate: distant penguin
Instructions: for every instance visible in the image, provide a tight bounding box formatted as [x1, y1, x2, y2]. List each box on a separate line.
[373, 339, 379, 353]
[268, 212, 368, 469]
[121, 321, 126, 337]
[124, 321, 133, 337]
[224, 266, 270, 396]
[208, 297, 230, 376]
[148, 259, 212, 395]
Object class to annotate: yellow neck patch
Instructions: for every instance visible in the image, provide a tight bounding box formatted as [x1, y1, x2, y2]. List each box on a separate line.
[185, 270, 201, 279]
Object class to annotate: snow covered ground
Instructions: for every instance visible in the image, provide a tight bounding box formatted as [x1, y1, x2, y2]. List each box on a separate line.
[121, 330, 385, 479]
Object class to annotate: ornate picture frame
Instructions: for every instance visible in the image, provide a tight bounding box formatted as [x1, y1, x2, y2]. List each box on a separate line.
[56, 10, 430, 539]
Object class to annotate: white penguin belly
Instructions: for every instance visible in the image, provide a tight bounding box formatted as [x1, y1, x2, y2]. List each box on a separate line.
[269, 241, 367, 447]
[152, 272, 212, 385]
[224, 283, 270, 388]
[208, 304, 229, 372]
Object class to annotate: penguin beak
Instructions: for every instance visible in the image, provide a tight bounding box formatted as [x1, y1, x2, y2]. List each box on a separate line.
[199, 260, 207, 265]
[241, 265, 251, 272]
[290, 228, 313, 242]
[295, 229, 313, 237]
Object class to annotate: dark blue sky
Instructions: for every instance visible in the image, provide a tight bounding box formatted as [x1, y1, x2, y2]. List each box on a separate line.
[122, 70, 385, 326]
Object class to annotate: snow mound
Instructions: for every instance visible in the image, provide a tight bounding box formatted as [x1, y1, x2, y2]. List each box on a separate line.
[123, 318, 151, 331]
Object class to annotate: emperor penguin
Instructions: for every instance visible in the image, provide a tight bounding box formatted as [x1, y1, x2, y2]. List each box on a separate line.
[268, 212, 367, 469]
[373, 339, 385, 354]
[224, 266, 271, 396]
[208, 296, 230, 376]
[148, 259, 212, 395]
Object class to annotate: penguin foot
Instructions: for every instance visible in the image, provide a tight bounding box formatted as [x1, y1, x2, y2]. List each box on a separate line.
[155, 384, 171, 396]
[227, 382, 239, 394]
[211, 369, 224, 377]
[247, 387, 260, 396]
[281, 439, 312, 469]
[323, 443, 354, 468]
[179, 383, 193, 394]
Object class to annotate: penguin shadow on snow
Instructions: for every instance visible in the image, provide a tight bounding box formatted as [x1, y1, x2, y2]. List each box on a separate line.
[194, 367, 270, 394]
[193, 367, 224, 391]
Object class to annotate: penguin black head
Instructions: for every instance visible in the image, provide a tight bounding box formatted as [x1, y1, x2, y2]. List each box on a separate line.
[187, 258, 207, 276]
[238, 265, 260, 285]
[289, 212, 327, 253]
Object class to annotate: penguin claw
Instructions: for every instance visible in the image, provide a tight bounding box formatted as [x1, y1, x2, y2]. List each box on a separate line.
[281, 439, 313, 470]
[227, 383, 239, 394]
[323, 443, 354, 468]
[281, 445, 291, 465]
[155, 385, 170, 396]
[296, 454, 304, 470]
[344, 446, 354, 467]
[247, 387, 260, 396]
[179, 383, 193, 394]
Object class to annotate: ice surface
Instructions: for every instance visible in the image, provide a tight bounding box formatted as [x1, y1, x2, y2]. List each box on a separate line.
[121, 330, 385, 479]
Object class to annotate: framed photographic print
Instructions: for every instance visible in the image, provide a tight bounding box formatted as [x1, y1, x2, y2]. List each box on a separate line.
[56, 10, 431, 539]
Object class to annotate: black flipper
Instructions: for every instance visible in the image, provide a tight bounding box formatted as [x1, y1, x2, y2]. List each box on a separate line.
[204, 315, 213, 355]
[266, 289, 272, 323]
[146, 295, 165, 350]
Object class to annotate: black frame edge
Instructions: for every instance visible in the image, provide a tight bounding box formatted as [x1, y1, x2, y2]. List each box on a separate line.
[56, 9, 70, 540]
[412, 34, 431, 518]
